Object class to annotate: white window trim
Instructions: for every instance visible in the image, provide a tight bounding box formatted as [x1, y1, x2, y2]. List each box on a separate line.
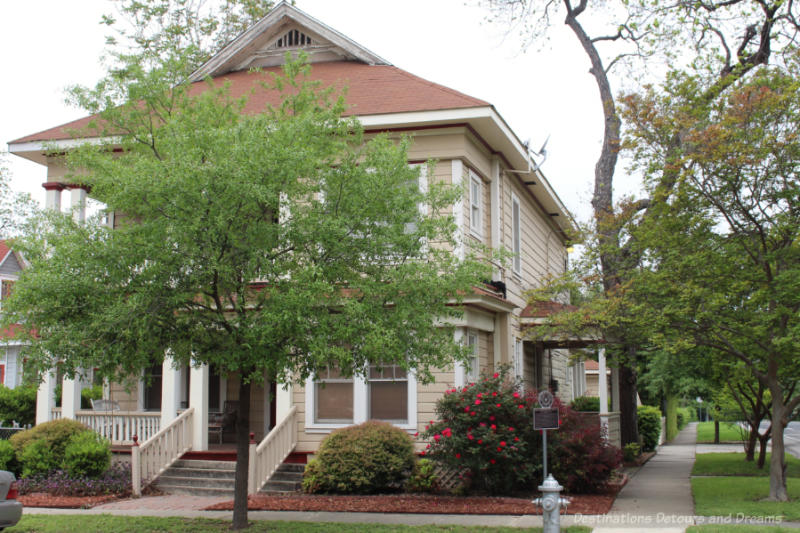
[511, 192, 522, 275]
[453, 328, 466, 387]
[469, 171, 483, 239]
[305, 371, 417, 433]
[514, 338, 523, 382]
[465, 329, 479, 383]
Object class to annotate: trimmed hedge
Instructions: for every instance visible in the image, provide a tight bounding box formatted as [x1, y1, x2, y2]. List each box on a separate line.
[637, 405, 662, 452]
[571, 396, 600, 412]
[303, 421, 415, 494]
[63, 431, 111, 478]
[0, 385, 36, 427]
[10, 418, 90, 463]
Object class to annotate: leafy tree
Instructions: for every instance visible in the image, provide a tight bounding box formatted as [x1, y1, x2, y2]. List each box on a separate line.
[622, 61, 800, 501]
[483, 0, 799, 447]
[0, 155, 37, 239]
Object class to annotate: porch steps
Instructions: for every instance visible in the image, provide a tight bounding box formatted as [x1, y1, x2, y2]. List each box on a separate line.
[153, 459, 306, 497]
[260, 463, 305, 494]
[154, 459, 236, 498]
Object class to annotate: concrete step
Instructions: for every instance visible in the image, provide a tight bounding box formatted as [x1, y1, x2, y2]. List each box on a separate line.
[172, 459, 236, 470]
[260, 462, 305, 494]
[156, 475, 235, 489]
[154, 484, 235, 498]
[166, 467, 236, 480]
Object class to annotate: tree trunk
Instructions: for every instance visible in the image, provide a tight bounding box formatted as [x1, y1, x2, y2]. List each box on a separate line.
[768, 382, 788, 501]
[744, 425, 757, 461]
[757, 432, 769, 469]
[714, 420, 720, 444]
[619, 360, 640, 446]
[231, 379, 252, 529]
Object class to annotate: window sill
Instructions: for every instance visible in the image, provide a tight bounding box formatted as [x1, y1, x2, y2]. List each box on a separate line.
[305, 422, 417, 434]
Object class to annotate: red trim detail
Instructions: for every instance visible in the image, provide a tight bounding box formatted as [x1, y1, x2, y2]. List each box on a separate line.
[41, 182, 66, 191]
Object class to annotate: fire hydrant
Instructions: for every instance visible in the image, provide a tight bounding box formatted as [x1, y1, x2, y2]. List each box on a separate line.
[532, 474, 570, 533]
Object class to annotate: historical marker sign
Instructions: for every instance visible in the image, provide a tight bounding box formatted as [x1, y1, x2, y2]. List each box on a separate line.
[533, 408, 559, 430]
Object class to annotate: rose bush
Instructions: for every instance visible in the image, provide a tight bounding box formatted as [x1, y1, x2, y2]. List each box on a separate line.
[422, 368, 621, 495]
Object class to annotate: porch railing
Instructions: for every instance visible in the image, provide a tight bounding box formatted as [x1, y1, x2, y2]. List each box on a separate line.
[50, 408, 161, 445]
[248, 406, 297, 494]
[77, 411, 161, 445]
[131, 407, 194, 496]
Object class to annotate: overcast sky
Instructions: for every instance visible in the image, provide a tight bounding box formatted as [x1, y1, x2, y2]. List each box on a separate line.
[1, 0, 632, 224]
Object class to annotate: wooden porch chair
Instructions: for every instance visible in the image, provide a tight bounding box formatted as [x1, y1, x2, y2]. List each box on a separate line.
[208, 400, 239, 444]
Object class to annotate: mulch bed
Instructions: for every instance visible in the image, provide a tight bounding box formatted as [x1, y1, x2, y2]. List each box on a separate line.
[624, 450, 656, 467]
[19, 492, 121, 509]
[204, 477, 627, 515]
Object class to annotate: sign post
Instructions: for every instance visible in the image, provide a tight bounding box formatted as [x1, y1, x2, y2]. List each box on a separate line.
[532, 390, 569, 533]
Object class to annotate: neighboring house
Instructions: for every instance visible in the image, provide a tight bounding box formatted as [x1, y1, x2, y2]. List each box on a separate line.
[0, 241, 27, 390]
[8, 2, 587, 490]
[584, 359, 609, 398]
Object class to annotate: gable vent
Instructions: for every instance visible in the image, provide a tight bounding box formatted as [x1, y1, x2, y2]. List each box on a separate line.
[275, 29, 313, 48]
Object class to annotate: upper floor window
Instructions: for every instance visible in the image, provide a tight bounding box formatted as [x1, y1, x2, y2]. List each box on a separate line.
[511, 193, 521, 275]
[469, 172, 483, 237]
[0, 280, 14, 307]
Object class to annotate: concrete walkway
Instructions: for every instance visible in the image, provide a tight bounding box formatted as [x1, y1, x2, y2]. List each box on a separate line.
[589, 422, 698, 532]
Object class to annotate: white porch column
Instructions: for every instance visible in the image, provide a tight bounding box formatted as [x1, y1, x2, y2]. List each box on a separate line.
[453, 328, 465, 387]
[36, 369, 57, 424]
[189, 362, 209, 451]
[611, 366, 621, 412]
[161, 356, 181, 429]
[598, 348, 609, 416]
[275, 383, 292, 423]
[61, 374, 82, 420]
[42, 182, 64, 212]
[490, 156, 501, 276]
[69, 186, 87, 224]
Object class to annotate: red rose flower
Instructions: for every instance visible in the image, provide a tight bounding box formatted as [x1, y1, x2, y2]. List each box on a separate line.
[490, 459, 496, 464]
[512, 392, 520, 398]
[455, 453, 461, 459]
[496, 403, 501, 408]
[477, 439, 483, 444]
[500, 441, 506, 447]
[474, 399, 482, 405]
[420, 451, 426, 456]
[493, 372, 499, 378]
[490, 424, 497, 430]
[470, 411, 476, 416]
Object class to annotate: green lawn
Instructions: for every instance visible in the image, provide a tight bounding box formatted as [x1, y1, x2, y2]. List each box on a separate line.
[692, 477, 800, 521]
[6, 516, 592, 533]
[696, 421, 748, 443]
[693, 453, 800, 477]
[688, 526, 796, 532]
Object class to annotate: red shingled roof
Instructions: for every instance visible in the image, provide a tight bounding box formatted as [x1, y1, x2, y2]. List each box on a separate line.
[11, 62, 489, 144]
[520, 300, 578, 318]
[0, 241, 9, 264]
[584, 360, 599, 371]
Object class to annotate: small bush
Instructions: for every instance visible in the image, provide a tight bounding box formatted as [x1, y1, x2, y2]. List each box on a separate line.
[0, 439, 18, 474]
[404, 458, 439, 493]
[637, 405, 662, 452]
[303, 421, 415, 494]
[10, 418, 90, 461]
[549, 410, 622, 494]
[0, 385, 36, 427]
[570, 396, 600, 412]
[677, 407, 692, 430]
[21, 440, 57, 477]
[421, 369, 539, 495]
[63, 431, 111, 478]
[623, 443, 641, 463]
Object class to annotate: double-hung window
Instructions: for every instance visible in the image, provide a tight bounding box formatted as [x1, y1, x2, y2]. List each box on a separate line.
[368, 364, 408, 423]
[511, 192, 521, 275]
[469, 172, 483, 237]
[314, 368, 354, 424]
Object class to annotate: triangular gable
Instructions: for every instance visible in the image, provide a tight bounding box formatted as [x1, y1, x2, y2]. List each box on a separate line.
[190, 1, 389, 82]
[0, 251, 23, 275]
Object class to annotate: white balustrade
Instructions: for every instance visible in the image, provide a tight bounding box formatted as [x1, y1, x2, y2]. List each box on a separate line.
[75, 410, 161, 444]
[248, 406, 297, 494]
[50, 407, 62, 420]
[131, 407, 194, 496]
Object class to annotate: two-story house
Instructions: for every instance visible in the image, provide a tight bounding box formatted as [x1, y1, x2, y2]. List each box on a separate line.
[0, 240, 27, 391]
[8, 2, 586, 494]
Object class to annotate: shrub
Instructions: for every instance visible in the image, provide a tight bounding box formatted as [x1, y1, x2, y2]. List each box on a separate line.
[10, 418, 90, 462]
[623, 443, 641, 463]
[0, 439, 17, 474]
[677, 407, 692, 429]
[421, 369, 539, 495]
[0, 385, 36, 427]
[637, 405, 662, 452]
[549, 410, 622, 494]
[63, 431, 111, 478]
[404, 458, 439, 493]
[570, 396, 599, 412]
[21, 440, 57, 477]
[302, 421, 415, 494]
[18, 462, 132, 496]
